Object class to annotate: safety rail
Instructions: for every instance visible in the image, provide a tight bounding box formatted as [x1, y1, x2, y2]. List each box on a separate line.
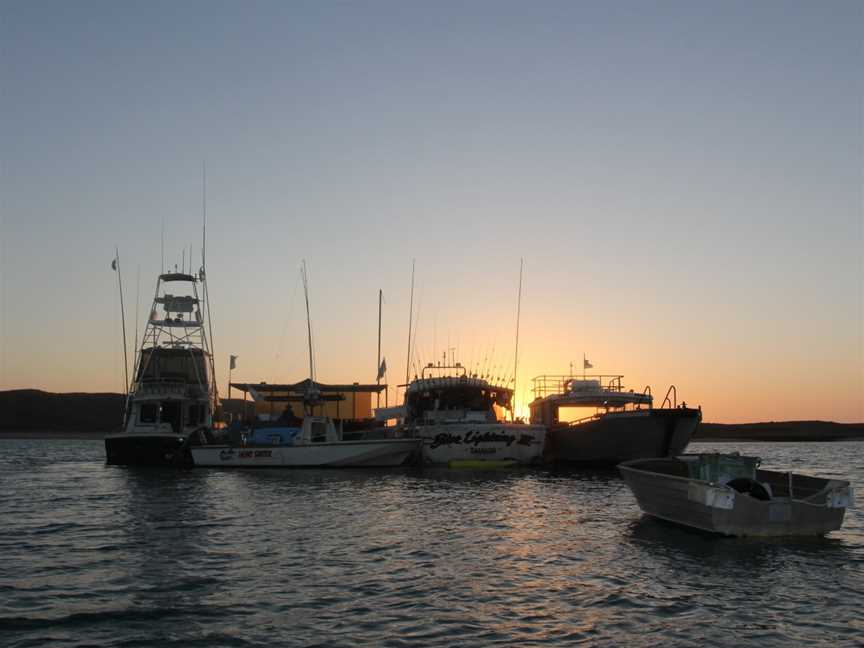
[567, 413, 603, 426]
[531, 374, 627, 399]
[661, 385, 677, 409]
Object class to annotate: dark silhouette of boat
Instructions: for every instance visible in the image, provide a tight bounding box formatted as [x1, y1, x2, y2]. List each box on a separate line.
[529, 374, 700, 466]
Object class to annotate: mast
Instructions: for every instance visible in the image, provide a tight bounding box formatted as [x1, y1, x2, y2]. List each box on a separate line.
[513, 257, 523, 421]
[132, 265, 140, 373]
[377, 289, 382, 409]
[200, 161, 218, 411]
[405, 258, 415, 387]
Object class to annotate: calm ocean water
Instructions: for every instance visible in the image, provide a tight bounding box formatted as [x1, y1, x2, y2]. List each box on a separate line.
[0, 440, 861, 647]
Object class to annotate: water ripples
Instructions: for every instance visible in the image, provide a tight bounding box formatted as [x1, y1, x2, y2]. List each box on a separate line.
[0, 440, 861, 647]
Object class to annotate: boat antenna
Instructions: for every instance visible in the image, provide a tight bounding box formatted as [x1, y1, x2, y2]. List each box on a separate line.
[113, 247, 130, 408]
[201, 161, 207, 272]
[161, 217, 165, 274]
[404, 258, 415, 387]
[133, 265, 140, 377]
[513, 257, 523, 421]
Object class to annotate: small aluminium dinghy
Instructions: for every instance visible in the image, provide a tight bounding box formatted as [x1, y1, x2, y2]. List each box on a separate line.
[619, 453, 853, 537]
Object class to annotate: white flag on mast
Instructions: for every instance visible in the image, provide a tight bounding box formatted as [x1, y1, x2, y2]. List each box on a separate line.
[229, 355, 238, 370]
[583, 358, 593, 369]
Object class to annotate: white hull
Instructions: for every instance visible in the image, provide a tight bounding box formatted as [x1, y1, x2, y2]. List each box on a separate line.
[191, 438, 420, 468]
[416, 423, 546, 465]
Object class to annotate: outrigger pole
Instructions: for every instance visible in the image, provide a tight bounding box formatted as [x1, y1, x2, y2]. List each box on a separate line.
[377, 288, 382, 409]
[404, 258, 415, 388]
[112, 247, 130, 424]
[513, 257, 523, 422]
[201, 161, 219, 411]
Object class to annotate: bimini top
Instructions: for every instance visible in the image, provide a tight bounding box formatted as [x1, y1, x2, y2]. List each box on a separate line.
[160, 272, 198, 283]
[231, 379, 386, 403]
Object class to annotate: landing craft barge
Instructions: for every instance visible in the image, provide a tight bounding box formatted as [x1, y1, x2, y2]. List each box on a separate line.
[529, 374, 700, 466]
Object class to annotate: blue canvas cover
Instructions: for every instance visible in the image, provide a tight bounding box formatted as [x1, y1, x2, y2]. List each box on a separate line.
[250, 426, 301, 446]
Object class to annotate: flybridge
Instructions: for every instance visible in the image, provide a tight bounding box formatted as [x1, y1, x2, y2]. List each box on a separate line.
[530, 374, 653, 407]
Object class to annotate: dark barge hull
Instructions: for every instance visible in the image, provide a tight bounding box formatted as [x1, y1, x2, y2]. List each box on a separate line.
[104, 434, 192, 466]
[544, 408, 701, 467]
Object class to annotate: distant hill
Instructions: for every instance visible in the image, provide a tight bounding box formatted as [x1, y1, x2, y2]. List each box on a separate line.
[0, 390, 125, 433]
[695, 421, 864, 442]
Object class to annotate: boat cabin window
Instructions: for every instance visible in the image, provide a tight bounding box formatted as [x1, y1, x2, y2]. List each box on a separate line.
[310, 421, 327, 442]
[557, 406, 602, 424]
[136, 349, 208, 384]
[407, 384, 510, 422]
[139, 403, 158, 423]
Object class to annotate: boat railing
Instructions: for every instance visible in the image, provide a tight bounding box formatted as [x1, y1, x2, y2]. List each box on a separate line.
[660, 385, 677, 409]
[566, 413, 602, 426]
[531, 374, 627, 399]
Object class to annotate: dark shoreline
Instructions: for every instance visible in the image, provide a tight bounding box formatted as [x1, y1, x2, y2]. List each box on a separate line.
[3, 389, 863, 442]
[693, 421, 864, 442]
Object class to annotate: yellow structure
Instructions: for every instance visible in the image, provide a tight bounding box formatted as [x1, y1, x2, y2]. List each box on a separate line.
[231, 380, 383, 421]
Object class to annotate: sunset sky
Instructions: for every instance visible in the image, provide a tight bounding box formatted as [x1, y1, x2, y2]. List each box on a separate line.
[1, 1, 861, 423]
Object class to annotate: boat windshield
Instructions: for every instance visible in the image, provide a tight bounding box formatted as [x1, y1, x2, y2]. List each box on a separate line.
[136, 348, 209, 385]
[406, 381, 511, 422]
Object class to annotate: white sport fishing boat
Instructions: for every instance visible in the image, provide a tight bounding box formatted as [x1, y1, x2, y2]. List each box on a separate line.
[380, 363, 546, 467]
[529, 373, 701, 466]
[191, 263, 421, 469]
[104, 270, 217, 466]
[191, 412, 418, 467]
